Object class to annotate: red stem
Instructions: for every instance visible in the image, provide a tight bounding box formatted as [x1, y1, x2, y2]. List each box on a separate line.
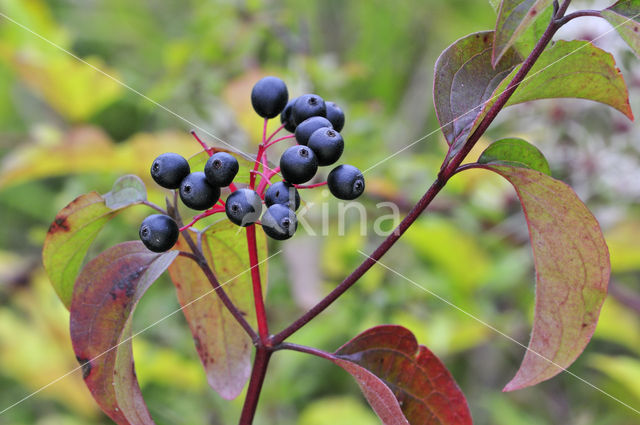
[238, 348, 271, 425]
[190, 130, 214, 156]
[265, 123, 286, 144]
[263, 134, 296, 150]
[179, 206, 225, 231]
[295, 181, 327, 189]
[246, 224, 269, 343]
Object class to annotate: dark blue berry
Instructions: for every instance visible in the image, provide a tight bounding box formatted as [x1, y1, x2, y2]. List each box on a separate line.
[139, 214, 179, 252]
[205, 152, 239, 187]
[280, 98, 298, 133]
[327, 164, 365, 200]
[150, 153, 190, 189]
[179, 172, 220, 210]
[280, 145, 318, 184]
[307, 127, 344, 166]
[292, 94, 326, 125]
[225, 189, 263, 227]
[265, 181, 300, 211]
[325, 101, 345, 132]
[294, 116, 333, 145]
[251, 76, 289, 119]
[261, 204, 297, 240]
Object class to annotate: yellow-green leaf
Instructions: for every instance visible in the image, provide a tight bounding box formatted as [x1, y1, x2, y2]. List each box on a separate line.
[42, 175, 147, 308]
[602, 0, 640, 59]
[474, 164, 609, 390]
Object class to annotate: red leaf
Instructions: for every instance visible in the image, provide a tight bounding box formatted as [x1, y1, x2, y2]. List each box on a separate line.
[332, 325, 472, 425]
[475, 164, 610, 390]
[70, 241, 178, 425]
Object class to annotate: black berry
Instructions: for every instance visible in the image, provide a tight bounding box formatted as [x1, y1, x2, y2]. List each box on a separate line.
[261, 204, 297, 240]
[292, 94, 326, 125]
[280, 98, 298, 133]
[307, 127, 344, 166]
[294, 116, 333, 145]
[265, 181, 301, 211]
[251, 76, 289, 119]
[139, 214, 179, 252]
[327, 164, 365, 200]
[179, 172, 220, 210]
[225, 189, 263, 227]
[280, 145, 318, 184]
[325, 101, 345, 132]
[150, 153, 190, 189]
[205, 152, 239, 187]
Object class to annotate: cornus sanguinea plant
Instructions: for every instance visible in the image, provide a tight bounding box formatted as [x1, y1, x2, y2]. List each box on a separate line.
[41, 1, 640, 424]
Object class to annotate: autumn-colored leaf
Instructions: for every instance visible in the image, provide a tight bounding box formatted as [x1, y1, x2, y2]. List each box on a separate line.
[70, 241, 178, 425]
[492, 0, 554, 67]
[43, 175, 147, 309]
[433, 31, 521, 153]
[478, 137, 550, 175]
[470, 164, 609, 390]
[602, 1, 640, 59]
[331, 325, 472, 425]
[167, 221, 267, 399]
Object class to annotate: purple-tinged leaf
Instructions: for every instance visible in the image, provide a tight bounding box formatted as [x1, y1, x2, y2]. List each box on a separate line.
[331, 325, 472, 425]
[433, 31, 521, 152]
[470, 164, 609, 390]
[478, 138, 550, 175]
[466, 41, 634, 152]
[492, 0, 554, 67]
[43, 175, 147, 309]
[602, 1, 640, 58]
[167, 221, 267, 400]
[70, 241, 178, 425]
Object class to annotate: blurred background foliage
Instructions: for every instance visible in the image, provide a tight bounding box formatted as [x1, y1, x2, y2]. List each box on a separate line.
[0, 0, 639, 424]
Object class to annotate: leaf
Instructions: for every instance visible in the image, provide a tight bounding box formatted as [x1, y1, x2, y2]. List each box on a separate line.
[104, 175, 147, 209]
[468, 41, 634, 149]
[167, 221, 267, 400]
[0, 127, 195, 189]
[471, 164, 609, 390]
[433, 31, 522, 152]
[478, 137, 551, 175]
[588, 354, 640, 402]
[602, 0, 640, 59]
[43, 175, 147, 309]
[512, 5, 554, 58]
[0, 48, 122, 121]
[70, 241, 178, 425]
[331, 325, 472, 425]
[492, 0, 554, 67]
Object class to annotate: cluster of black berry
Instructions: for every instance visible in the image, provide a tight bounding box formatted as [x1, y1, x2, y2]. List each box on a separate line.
[138, 76, 365, 253]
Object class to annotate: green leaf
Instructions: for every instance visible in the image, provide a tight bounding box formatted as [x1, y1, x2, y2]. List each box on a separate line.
[474, 41, 634, 139]
[433, 31, 522, 150]
[512, 5, 554, 58]
[478, 137, 551, 175]
[42, 175, 147, 309]
[471, 164, 609, 390]
[103, 174, 146, 209]
[70, 241, 178, 425]
[602, 0, 640, 59]
[492, 1, 554, 67]
[167, 222, 267, 400]
[588, 354, 640, 402]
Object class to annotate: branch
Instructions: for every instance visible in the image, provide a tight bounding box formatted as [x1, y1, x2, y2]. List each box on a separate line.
[272, 7, 565, 346]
